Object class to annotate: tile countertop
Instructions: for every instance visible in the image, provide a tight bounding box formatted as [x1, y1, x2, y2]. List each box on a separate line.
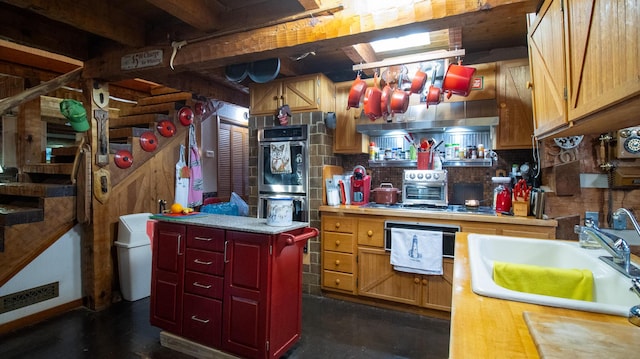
[149, 213, 311, 235]
[319, 205, 558, 227]
[449, 233, 637, 358]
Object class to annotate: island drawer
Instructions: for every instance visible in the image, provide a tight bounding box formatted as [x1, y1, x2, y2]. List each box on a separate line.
[182, 293, 222, 348]
[187, 226, 225, 252]
[185, 248, 224, 275]
[184, 270, 224, 299]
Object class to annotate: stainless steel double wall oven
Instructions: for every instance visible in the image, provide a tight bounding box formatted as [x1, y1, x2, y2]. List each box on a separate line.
[257, 125, 310, 222]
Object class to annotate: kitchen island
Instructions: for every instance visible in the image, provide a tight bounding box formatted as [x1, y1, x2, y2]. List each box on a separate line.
[149, 213, 317, 359]
[450, 233, 638, 358]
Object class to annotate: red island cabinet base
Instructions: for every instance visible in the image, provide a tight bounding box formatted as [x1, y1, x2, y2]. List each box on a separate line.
[150, 221, 318, 359]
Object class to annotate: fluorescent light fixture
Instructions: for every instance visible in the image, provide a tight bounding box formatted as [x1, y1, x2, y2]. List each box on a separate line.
[370, 32, 431, 53]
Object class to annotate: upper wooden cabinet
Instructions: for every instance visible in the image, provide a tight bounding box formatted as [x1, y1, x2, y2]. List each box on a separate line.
[333, 80, 369, 154]
[249, 73, 335, 116]
[528, 0, 640, 138]
[495, 59, 535, 149]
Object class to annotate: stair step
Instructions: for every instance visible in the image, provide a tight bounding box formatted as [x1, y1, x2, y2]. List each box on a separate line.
[109, 143, 132, 153]
[119, 102, 185, 117]
[109, 113, 169, 129]
[109, 126, 153, 140]
[0, 183, 76, 198]
[136, 92, 193, 106]
[23, 164, 74, 176]
[0, 204, 44, 226]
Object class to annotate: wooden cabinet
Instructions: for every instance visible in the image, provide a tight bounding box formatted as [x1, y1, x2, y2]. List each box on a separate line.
[150, 221, 186, 334]
[249, 73, 335, 116]
[151, 223, 312, 359]
[528, 0, 640, 138]
[495, 59, 535, 149]
[357, 248, 454, 311]
[320, 210, 557, 314]
[333, 80, 369, 154]
[321, 215, 357, 293]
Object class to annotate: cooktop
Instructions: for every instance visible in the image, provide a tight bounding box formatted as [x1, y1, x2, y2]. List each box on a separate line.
[358, 203, 497, 216]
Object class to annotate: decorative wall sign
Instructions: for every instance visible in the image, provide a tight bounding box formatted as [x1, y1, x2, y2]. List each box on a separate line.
[121, 50, 163, 70]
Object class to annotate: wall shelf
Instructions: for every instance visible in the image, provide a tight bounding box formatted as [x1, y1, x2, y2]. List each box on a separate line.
[368, 158, 493, 168]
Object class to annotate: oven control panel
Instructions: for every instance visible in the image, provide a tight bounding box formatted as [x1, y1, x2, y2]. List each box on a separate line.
[617, 126, 640, 158]
[404, 169, 448, 183]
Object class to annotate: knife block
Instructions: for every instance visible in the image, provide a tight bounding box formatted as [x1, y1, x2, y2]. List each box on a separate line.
[513, 200, 529, 217]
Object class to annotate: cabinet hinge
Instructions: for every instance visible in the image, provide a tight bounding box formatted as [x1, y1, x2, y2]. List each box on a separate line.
[560, 0, 564, 12]
[563, 87, 567, 100]
[266, 340, 270, 352]
[269, 244, 273, 256]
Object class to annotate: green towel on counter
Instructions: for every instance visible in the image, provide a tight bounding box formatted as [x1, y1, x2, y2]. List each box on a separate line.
[493, 261, 594, 301]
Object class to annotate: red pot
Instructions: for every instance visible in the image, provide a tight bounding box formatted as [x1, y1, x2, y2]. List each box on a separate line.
[410, 69, 428, 94]
[114, 149, 133, 169]
[363, 86, 382, 120]
[380, 85, 392, 118]
[177, 106, 194, 126]
[389, 88, 410, 114]
[347, 73, 367, 110]
[425, 85, 442, 108]
[139, 131, 158, 152]
[442, 63, 476, 98]
[156, 120, 176, 137]
[371, 183, 401, 205]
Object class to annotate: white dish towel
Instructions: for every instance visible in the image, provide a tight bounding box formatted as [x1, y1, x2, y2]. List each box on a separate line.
[390, 228, 443, 275]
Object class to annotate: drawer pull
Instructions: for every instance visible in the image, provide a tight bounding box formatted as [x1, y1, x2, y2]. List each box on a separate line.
[335, 240, 341, 246]
[193, 282, 212, 289]
[194, 259, 213, 265]
[335, 278, 341, 285]
[414, 277, 420, 284]
[367, 230, 373, 237]
[422, 279, 428, 285]
[335, 222, 341, 228]
[194, 236, 212, 241]
[191, 315, 210, 324]
[334, 259, 340, 266]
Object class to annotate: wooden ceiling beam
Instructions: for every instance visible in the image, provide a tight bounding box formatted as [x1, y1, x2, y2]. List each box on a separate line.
[145, 0, 221, 32]
[296, 0, 321, 10]
[83, 0, 538, 85]
[3, 0, 145, 47]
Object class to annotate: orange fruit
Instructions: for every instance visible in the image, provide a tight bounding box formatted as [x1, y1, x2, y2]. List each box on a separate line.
[170, 203, 183, 214]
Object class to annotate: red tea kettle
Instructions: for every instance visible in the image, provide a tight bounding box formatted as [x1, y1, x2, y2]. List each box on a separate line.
[495, 186, 512, 213]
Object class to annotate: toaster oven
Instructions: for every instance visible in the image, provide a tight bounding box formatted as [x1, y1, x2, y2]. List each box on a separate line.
[402, 170, 448, 207]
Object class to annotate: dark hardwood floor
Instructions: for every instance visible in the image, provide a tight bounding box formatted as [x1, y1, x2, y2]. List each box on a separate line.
[0, 294, 450, 359]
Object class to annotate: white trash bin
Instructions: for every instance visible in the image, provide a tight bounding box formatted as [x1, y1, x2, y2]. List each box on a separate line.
[115, 213, 153, 301]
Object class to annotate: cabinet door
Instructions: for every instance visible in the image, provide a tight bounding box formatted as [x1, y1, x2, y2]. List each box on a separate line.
[150, 222, 185, 333]
[496, 59, 535, 149]
[249, 81, 282, 116]
[565, 0, 640, 122]
[423, 258, 454, 311]
[528, 0, 567, 136]
[282, 75, 320, 112]
[357, 247, 421, 306]
[222, 231, 270, 359]
[333, 80, 369, 154]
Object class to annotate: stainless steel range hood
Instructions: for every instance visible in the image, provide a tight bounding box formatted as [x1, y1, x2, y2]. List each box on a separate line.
[355, 99, 499, 136]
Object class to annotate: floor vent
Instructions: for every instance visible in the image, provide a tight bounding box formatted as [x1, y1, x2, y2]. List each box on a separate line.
[0, 282, 59, 314]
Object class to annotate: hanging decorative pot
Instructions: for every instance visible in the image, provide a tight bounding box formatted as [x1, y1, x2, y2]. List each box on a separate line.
[347, 73, 367, 110]
[139, 131, 158, 152]
[114, 149, 133, 169]
[442, 63, 477, 98]
[177, 106, 194, 126]
[157, 120, 176, 137]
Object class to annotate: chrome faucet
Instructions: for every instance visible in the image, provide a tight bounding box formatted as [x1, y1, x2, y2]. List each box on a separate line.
[613, 207, 640, 237]
[574, 219, 637, 278]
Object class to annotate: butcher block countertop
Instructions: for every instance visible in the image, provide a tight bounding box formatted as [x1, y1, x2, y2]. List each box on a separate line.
[150, 213, 310, 234]
[319, 205, 557, 227]
[450, 233, 640, 358]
